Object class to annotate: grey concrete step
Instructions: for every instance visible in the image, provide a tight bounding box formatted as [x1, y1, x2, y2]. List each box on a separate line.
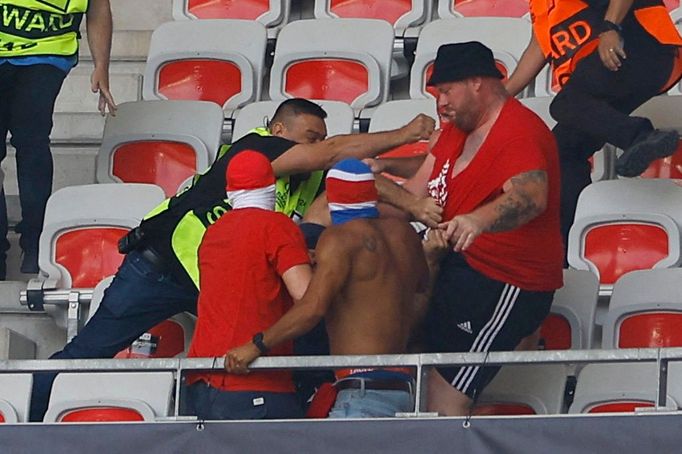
[79, 30, 153, 62]
[55, 72, 142, 113]
[52, 112, 106, 142]
[110, 0, 172, 31]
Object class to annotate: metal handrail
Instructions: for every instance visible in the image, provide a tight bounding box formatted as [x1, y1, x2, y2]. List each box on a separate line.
[3, 348, 681, 417]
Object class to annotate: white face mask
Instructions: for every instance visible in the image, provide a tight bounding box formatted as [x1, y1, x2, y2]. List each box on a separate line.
[226, 184, 276, 211]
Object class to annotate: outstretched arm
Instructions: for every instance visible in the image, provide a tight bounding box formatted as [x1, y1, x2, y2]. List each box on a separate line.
[505, 33, 547, 97]
[225, 234, 352, 373]
[86, 0, 116, 115]
[439, 169, 548, 252]
[271, 114, 435, 176]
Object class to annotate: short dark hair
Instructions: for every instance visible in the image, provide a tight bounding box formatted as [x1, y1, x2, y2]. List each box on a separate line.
[269, 98, 328, 128]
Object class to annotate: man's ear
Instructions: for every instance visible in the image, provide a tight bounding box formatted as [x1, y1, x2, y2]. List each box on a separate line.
[270, 121, 285, 137]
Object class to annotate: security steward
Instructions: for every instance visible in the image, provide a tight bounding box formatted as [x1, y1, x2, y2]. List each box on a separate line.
[505, 0, 682, 250]
[0, 0, 116, 277]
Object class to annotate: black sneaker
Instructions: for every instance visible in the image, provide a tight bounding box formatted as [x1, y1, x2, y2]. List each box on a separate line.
[20, 250, 39, 274]
[616, 129, 679, 177]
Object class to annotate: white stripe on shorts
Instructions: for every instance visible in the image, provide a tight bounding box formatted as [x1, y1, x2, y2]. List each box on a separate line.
[452, 284, 521, 394]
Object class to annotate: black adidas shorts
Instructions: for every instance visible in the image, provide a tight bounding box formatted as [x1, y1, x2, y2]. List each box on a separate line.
[424, 252, 553, 399]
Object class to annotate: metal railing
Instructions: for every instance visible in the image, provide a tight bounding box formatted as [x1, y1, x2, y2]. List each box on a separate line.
[2, 347, 681, 418]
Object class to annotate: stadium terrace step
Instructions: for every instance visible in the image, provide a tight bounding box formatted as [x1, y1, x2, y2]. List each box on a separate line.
[110, 0, 173, 31]
[55, 72, 142, 114]
[80, 30, 154, 62]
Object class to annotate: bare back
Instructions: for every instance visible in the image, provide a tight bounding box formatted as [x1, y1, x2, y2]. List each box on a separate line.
[317, 218, 429, 356]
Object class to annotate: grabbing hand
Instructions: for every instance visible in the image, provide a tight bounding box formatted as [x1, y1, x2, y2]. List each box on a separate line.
[402, 114, 436, 142]
[439, 214, 486, 252]
[91, 66, 117, 116]
[423, 228, 449, 265]
[224, 342, 261, 374]
[598, 30, 626, 71]
[409, 196, 443, 228]
[362, 158, 386, 174]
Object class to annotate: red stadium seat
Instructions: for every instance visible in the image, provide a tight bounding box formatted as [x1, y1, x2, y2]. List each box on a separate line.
[587, 401, 655, 413]
[618, 312, 682, 348]
[186, 0, 269, 19]
[583, 223, 669, 285]
[55, 228, 128, 288]
[539, 313, 573, 350]
[59, 407, 146, 422]
[157, 60, 242, 107]
[451, 0, 529, 17]
[473, 403, 536, 415]
[284, 59, 370, 105]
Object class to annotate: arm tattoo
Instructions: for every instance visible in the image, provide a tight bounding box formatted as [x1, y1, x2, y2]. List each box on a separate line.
[489, 170, 547, 232]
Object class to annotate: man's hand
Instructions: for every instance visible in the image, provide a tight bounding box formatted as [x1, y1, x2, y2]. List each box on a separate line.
[91, 66, 116, 115]
[439, 213, 487, 252]
[409, 196, 443, 228]
[401, 114, 436, 142]
[362, 158, 387, 174]
[598, 30, 626, 71]
[423, 228, 449, 265]
[224, 342, 261, 374]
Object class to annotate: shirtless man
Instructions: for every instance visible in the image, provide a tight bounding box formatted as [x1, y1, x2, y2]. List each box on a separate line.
[225, 158, 446, 418]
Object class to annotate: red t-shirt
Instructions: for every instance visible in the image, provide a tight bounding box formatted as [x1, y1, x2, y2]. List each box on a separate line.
[427, 98, 563, 291]
[187, 208, 310, 393]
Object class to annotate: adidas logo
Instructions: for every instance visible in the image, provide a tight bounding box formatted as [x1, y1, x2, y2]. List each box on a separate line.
[457, 321, 473, 334]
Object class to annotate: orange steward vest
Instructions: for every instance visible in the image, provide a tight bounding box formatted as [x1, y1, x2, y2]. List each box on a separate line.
[530, 0, 682, 91]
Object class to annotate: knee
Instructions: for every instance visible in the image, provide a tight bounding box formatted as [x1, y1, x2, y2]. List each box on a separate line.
[548, 90, 573, 125]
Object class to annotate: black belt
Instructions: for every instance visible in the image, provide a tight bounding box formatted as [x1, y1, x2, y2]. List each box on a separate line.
[136, 247, 167, 273]
[334, 378, 413, 393]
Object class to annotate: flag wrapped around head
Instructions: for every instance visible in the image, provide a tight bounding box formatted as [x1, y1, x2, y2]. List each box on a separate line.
[225, 150, 276, 210]
[326, 159, 379, 225]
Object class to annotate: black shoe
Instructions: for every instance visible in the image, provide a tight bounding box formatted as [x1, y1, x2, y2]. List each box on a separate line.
[20, 250, 39, 274]
[616, 129, 679, 177]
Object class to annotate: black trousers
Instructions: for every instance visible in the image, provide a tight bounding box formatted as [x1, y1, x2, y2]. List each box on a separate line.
[0, 63, 67, 269]
[549, 20, 678, 250]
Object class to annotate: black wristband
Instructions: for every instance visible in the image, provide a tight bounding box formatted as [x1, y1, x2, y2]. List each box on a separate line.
[252, 332, 269, 354]
[602, 20, 622, 34]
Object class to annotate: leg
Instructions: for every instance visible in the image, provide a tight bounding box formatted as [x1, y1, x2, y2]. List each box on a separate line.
[426, 368, 472, 416]
[7, 64, 67, 272]
[0, 64, 16, 277]
[30, 250, 198, 421]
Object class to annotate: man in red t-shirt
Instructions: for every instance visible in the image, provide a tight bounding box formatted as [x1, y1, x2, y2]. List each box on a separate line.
[184, 151, 312, 420]
[393, 42, 564, 416]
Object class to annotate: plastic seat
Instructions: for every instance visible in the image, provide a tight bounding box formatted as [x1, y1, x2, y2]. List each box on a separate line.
[172, 0, 290, 38]
[629, 95, 682, 179]
[87, 277, 196, 359]
[410, 18, 531, 100]
[35, 184, 165, 330]
[97, 100, 224, 197]
[474, 365, 568, 415]
[232, 100, 355, 142]
[313, 0, 431, 38]
[368, 99, 439, 181]
[0, 374, 32, 423]
[143, 20, 267, 115]
[43, 372, 174, 422]
[567, 179, 682, 294]
[569, 362, 682, 413]
[539, 270, 599, 350]
[602, 269, 682, 348]
[269, 19, 394, 117]
[438, 0, 530, 18]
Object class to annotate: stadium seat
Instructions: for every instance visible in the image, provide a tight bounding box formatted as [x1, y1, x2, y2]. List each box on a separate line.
[34, 184, 165, 330]
[368, 99, 439, 180]
[410, 18, 531, 100]
[474, 364, 568, 415]
[43, 372, 174, 422]
[96, 100, 224, 197]
[143, 20, 267, 115]
[0, 374, 32, 423]
[438, 0, 530, 18]
[602, 269, 682, 349]
[172, 0, 290, 37]
[232, 100, 355, 142]
[87, 277, 196, 359]
[269, 19, 394, 117]
[569, 362, 682, 413]
[313, 0, 431, 38]
[540, 270, 599, 351]
[519, 96, 614, 182]
[567, 179, 682, 293]
[629, 95, 682, 179]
